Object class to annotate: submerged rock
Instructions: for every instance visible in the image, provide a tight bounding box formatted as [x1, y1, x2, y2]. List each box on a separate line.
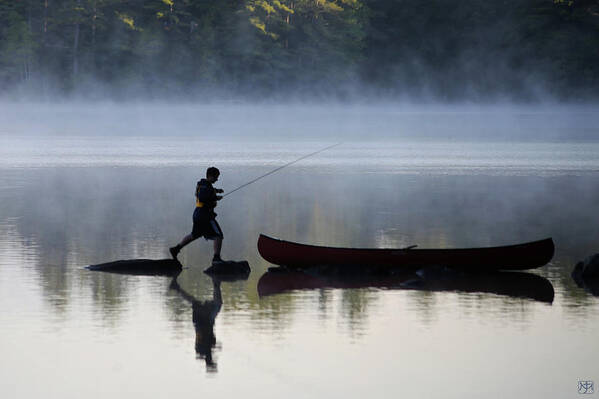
[571, 254, 599, 296]
[572, 254, 599, 279]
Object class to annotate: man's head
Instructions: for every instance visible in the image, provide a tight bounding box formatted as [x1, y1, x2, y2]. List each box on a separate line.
[206, 167, 220, 183]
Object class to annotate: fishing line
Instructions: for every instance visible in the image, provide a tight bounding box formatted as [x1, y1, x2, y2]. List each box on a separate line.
[222, 142, 342, 198]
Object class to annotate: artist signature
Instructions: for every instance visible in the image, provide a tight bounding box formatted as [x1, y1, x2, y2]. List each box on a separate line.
[578, 381, 594, 394]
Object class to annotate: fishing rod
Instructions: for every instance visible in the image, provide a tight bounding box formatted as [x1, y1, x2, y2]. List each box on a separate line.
[222, 142, 342, 198]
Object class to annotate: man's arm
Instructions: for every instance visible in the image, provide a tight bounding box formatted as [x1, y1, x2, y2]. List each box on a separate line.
[197, 184, 220, 207]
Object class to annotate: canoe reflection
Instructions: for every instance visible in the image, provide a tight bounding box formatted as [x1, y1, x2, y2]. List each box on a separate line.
[257, 268, 555, 303]
[86, 258, 182, 276]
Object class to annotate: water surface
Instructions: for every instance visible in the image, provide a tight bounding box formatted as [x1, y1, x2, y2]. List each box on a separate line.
[1, 136, 598, 398]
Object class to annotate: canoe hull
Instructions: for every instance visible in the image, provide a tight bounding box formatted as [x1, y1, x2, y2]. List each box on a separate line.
[257, 234, 554, 271]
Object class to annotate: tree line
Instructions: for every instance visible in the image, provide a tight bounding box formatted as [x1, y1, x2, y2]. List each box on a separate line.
[0, 0, 598, 99]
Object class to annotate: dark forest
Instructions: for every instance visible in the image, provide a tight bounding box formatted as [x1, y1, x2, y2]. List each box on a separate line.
[1, 0, 598, 100]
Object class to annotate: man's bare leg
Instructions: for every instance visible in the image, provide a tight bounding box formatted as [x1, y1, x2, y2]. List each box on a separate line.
[170, 234, 197, 260]
[178, 234, 196, 248]
[213, 237, 222, 260]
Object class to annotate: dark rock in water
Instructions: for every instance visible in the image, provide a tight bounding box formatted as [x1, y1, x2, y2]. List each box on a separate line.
[204, 260, 250, 281]
[573, 254, 599, 279]
[86, 258, 182, 276]
[572, 254, 599, 296]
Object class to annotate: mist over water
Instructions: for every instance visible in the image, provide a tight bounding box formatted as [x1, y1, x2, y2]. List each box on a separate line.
[1, 98, 599, 399]
[2, 102, 599, 140]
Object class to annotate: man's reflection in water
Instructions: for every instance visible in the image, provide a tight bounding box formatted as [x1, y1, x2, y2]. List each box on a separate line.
[170, 276, 222, 372]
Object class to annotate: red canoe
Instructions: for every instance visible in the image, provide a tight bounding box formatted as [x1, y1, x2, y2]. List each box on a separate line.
[257, 234, 555, 271]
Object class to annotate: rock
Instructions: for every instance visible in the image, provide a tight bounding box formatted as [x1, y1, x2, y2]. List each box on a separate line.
[572, 254, 599, 280]
[86, 258, 182, 276]
[204, 260, 250, 281]
[572, 254, 599, 296]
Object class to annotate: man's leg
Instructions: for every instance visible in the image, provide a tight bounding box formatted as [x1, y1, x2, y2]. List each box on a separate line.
[170, 234, 197, 260]
[178, 234, 196, 248]
[213, 237, 222, 259]
[210, 219, 224, 264]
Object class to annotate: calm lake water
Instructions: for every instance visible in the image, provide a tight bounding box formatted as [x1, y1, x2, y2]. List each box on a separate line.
[1, 132, 599, 398]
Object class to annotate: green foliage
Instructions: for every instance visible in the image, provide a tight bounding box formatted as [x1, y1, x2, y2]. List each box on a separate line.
[0, 9, 37, 84]
[0, 0, 597, 98]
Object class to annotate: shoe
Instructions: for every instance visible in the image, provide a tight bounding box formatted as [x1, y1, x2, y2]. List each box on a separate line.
[212, 255, 225, 265]
[169, 246, 180, 260]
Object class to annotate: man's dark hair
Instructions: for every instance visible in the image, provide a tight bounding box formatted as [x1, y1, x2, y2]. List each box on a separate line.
[206, 167, 220, 178]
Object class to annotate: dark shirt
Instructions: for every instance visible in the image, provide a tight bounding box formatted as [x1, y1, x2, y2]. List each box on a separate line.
[195, 178, 218, 219]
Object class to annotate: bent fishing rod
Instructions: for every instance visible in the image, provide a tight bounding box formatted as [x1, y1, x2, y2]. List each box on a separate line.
[222, 142, 342, 198]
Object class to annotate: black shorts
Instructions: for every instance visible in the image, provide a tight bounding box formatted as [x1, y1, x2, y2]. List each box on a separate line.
[192, 217, 223, 240]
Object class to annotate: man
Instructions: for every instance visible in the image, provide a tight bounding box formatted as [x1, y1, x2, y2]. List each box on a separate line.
[170, 166, 225, 265]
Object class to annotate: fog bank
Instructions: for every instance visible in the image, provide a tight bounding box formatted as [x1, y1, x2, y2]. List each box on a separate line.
[1, 102, 598, 141]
